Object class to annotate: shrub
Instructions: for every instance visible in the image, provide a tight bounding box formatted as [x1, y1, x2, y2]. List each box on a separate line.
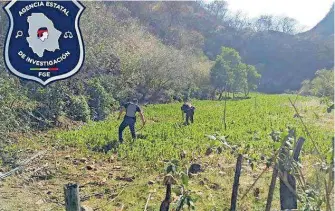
[300, 69, 334, 101]
[86, 80, 113, 121]
[67, 95, 91, 122]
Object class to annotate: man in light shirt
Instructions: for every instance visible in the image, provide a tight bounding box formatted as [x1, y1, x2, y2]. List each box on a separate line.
[117, 98, 146, 143]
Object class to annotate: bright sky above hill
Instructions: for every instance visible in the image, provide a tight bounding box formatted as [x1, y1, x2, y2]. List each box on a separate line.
[205, 0, 334, 30]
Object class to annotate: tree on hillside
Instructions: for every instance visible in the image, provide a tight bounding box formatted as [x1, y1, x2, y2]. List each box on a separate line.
[277, 16, 298, 34]
[254, 15, 274, 32]
[300, 69, 334, 101]
[206, 0, 228, 21]
[226, 10, 251, 31]
[117, 1, 332, 93]
[252, 14, 301, 34]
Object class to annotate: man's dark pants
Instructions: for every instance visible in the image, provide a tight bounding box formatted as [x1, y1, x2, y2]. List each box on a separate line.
[119, 116, 136, 142]
[185, 111, 194, 125]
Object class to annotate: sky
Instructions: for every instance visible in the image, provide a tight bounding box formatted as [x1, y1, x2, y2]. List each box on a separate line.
[206, 0, 334, 30]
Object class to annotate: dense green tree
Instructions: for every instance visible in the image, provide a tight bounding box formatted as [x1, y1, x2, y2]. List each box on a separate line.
[245, 65, 261, 96]
[232, 63, 247, 97]
[86, 79, 113, 121]
[210, 54, 234, 99]
[210, 47, 261, 99]
[67, 95, 91, 122]
[300, 69, 334, 101]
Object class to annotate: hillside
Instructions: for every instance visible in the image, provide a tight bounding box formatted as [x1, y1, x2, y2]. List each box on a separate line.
[300, 4, 334, 38]
[121, 1, 334, 93]
[0, 2, 334, 210]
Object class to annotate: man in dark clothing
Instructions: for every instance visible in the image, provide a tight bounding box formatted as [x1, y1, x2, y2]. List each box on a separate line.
[117, 98, 145, 143]
[181, 101, 195, 125]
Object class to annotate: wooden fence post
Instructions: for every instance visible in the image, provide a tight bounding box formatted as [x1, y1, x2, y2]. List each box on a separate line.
[293, 138, 305, 161]
[64, 183, 80, 211]
[279, 137, 305, 210]
[230, 154, 243, 211]
[265, 163, 279, 211]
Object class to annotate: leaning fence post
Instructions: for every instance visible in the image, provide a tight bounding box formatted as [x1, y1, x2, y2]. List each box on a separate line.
[64, 183, 80, 211]
[230, 154, 243, 211]
[265, 163, 279, 211]
[279, 137, 305, 210]
[293, 138, 305, 161]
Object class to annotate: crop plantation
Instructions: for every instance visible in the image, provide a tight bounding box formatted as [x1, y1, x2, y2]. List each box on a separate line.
[1, 94, 332, 211]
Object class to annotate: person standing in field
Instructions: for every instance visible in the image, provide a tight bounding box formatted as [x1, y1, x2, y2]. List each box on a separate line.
[117, 98, 145, 143]
[181, 100, 195, 125]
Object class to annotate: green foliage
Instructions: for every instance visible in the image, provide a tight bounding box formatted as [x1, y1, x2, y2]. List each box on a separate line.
[81, 2, 213, 103]
[67, 95, 91, 122]
[0, 74, 35, 133]
[86, 79, 113, 121]
[163, 158, 195, 210]
[121, 1, 333, 93]
[54, 94, 333, 210]
[300, 69, 334, 101]
[25, 82, 73, 129]
[165, 160, 179, 174]
[210, 47, 237, 93]
[246, 65, 261, 96]
[175, 194, 196, 211]
[210, 47, 261, 98]
[57, 94, 333, 166]
[0, 73, 35, 166]
[0, 2, 332, 209]
[0, 2, 214, 137]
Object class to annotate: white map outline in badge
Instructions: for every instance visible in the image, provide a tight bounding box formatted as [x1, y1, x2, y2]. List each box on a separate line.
[4, 0, 85, 86]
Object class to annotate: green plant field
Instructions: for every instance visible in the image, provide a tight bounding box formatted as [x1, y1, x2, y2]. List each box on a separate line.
[57, 94, 332, 164]
[51, 94, 333, 210]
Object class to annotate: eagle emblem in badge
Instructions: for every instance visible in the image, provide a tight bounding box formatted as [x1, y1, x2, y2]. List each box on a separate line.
[3, 0, 85, 86]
